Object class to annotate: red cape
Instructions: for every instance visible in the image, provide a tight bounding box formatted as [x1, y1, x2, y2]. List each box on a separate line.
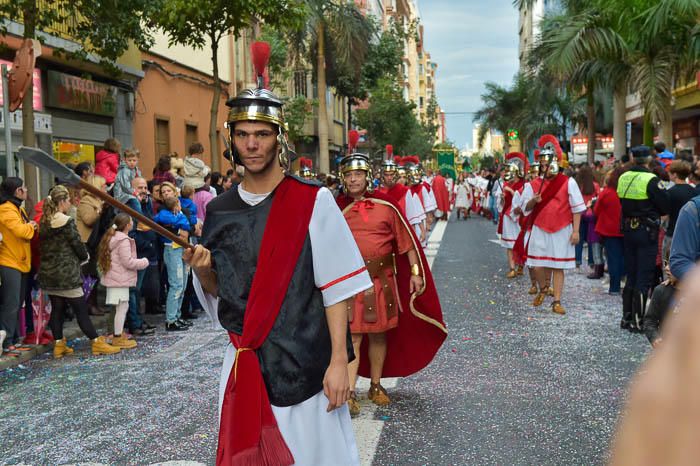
[379, 183, 409, 214]
[337, 191, 447, 377]
[432, 175, 450, 213]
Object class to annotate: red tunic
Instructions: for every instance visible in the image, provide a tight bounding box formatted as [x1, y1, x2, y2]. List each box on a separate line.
[343, 199, 413, 333]
[432, 175, 450, 213]
[530, 176, 577, 233]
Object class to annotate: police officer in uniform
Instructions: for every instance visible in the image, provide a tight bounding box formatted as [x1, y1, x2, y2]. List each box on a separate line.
[617, 145, 670, 332]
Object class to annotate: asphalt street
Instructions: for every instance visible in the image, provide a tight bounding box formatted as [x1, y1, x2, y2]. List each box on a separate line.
[0, 215, 651, 465]
[370, 216, 650, 465]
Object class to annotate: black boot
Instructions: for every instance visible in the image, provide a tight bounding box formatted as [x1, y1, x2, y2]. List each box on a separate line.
[621, 287, 634, 330]
[587, 264, 604, 279]
[631, 291, 647, 334]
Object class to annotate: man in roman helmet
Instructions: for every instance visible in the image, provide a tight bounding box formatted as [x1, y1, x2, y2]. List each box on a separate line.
[405, 157, 430, 246]
[298, 157, 316, 181]
[336, 138, 446, 419]
[378, 147, 426, 235]
[185, 42, 372, 466]
[519, 135, 586, 315]
[498, 152, 529, 278]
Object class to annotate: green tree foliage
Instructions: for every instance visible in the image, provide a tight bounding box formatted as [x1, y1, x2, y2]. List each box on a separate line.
[151, 0, 305, 170]
[286, 0, 373, 172]
[0, 0, 157, 151]
[356, 78, 433, 159]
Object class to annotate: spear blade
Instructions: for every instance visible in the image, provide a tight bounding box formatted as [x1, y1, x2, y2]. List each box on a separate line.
[17, 146, 192, 249]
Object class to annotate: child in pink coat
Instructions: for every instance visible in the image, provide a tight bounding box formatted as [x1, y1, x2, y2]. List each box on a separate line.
[97, 213, 148, 349]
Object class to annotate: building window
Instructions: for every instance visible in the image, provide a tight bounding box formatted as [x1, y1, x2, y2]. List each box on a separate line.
[419, 97, 424, 109]
[185, 123, 198, 151]
[294, 70, 307, 97]
[155, 117, 170, 157]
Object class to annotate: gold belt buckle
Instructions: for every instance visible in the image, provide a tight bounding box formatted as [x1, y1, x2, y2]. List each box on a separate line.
[630, 218, 640, 229]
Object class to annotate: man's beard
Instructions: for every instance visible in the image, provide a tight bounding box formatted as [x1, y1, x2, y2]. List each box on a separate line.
[241, 150, 278, 175]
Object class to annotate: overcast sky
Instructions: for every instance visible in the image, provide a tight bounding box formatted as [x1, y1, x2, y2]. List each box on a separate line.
[421, 0, 519, 149]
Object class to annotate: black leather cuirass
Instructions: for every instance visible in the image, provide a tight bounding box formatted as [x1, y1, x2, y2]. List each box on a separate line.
[202, 184, 353, 406]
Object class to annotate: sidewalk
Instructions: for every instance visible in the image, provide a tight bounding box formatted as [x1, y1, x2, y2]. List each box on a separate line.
[0, 313, 109, 372]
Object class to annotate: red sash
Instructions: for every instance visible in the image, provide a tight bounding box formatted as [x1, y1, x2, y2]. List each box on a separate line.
[512, 174, 568, 263]
[217, 177, 318, 466]
[497, 180, 523, 235]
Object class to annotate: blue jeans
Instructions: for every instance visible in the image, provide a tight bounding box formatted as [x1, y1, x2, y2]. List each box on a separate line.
[126, 268, 147, 331]
[163, 245, 184, 324]
[489, 195, 498, 223]
[575, 217, 594, 266]
[603, 237, 625, 293]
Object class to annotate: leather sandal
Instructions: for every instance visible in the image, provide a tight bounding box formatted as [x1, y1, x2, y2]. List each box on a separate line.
[552, 301, 566, 315]
[367, 382, 391, 406]
[532, 292, 546, 307]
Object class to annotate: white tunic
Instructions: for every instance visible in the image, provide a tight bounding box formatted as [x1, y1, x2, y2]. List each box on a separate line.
[520, 178, 586, 269]
[421, 186, 438, 213]
[500, 189, 521, 249]
[195, 185, 372, 466]
[455, 182, 472, 209]
[405, 190, 426, 226]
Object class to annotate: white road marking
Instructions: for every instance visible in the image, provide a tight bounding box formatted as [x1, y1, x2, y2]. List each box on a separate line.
[352, 220, 447, 465]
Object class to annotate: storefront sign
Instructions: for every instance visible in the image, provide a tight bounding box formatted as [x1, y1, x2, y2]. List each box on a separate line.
[0, 58, 42, 110]
[47, 70, 117, 117]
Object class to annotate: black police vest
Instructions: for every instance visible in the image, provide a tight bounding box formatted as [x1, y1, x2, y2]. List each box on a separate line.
[202, 185, 353, 407]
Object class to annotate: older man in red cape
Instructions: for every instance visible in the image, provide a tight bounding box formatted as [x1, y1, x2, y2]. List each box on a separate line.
[336, 143, 446, 418]
[432, 171, 451, 220]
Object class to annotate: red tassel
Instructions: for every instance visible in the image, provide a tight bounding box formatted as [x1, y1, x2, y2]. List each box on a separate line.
[348, 130, 360, 152]
[386, 144, 393, 158]
[393, 156, 402, 164]
[251, 42, 271, 80]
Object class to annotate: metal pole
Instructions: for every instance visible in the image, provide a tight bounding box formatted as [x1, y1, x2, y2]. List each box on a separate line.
[1, 64, 13, 179]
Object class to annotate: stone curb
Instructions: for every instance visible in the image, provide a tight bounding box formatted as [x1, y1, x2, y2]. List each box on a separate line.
[0, 314, 109, 372]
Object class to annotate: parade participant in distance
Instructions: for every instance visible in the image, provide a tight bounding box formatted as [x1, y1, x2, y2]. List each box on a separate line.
[405, 157, 430, 246]
[499, 153, 529, 278]
[618, 145, 670, 332]
[336, 143, 446, 418]
[378, 148, 425, 230]
[432, 169, 451, 220]
[186, 42, 372, 466]
[298, 157, 316, 181]
[520, 135, 586, 315]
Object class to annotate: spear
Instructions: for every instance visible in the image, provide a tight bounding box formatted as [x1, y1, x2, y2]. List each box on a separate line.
[18, 146, 192, 249]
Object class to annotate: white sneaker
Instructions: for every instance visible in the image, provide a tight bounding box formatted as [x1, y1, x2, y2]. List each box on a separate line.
[0, 330, 6, 350]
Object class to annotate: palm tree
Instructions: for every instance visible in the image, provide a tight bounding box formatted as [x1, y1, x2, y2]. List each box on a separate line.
[521, 0, 700, 155]
[529, 8, 627, 163]
[473, 81, 524, 154]
[288, 1, 374, 173]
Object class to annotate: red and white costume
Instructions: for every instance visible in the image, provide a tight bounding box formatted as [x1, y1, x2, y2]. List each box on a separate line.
[521, 177, 586, 269]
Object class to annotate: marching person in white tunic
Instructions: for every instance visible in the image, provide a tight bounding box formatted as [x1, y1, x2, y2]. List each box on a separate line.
[454, 171, 472, 220]
[520, 135, 585, 315]
[498, 153, 529, 278]
[185, 42, 371, 466]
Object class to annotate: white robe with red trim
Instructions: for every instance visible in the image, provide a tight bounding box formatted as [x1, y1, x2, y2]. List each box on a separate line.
[520, 178, 586, 269]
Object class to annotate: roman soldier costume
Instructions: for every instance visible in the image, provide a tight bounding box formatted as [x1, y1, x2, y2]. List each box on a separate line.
[195, 42, 372, 466]
[378, 148, 425, 227]
[499, 152, 529, 278]
[336, 142, 446, 417]
[517, 135, 586, 315]
[298, 157, 316, 180]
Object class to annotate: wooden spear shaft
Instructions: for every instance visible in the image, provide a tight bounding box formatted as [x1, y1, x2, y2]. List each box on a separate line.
[78, 179, 193, 250]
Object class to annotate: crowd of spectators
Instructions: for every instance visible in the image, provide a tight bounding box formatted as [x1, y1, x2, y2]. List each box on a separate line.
[0, 138, 239, 358]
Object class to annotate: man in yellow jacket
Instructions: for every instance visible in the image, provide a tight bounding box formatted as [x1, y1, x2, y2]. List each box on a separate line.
[0, 177, 37, 356]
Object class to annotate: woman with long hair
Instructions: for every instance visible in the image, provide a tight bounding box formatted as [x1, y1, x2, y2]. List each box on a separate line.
[39, 185, 120, 357]
[0, 177, 37, 357]
[98, 213, 149, 348]
[76, 174, 108, 316]
[575, 164, 602, 276]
